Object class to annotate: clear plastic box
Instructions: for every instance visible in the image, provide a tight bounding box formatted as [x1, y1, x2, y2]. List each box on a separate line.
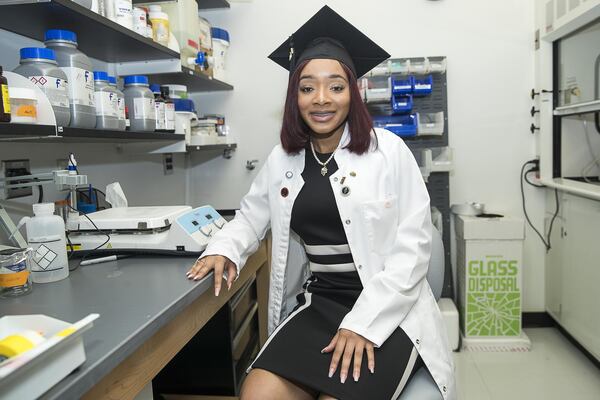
[417, 111, 444, 135]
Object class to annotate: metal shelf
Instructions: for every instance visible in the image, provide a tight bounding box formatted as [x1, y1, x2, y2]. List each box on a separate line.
[133, 0, 231, 9]
[148, 67, 233, 92]
[0, 0, 179, 63]
[186, 143, 237, 151]
[554, 99, 600, 116]
[0, 123, 183, 143]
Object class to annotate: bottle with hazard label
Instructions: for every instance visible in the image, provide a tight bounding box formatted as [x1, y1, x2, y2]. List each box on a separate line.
[13, 47, 71, 127]
[23, 203, 69, 284]
[44, 29, 96, 129]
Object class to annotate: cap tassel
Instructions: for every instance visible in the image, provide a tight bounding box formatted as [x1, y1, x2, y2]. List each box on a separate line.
[288, 35, 296, 68]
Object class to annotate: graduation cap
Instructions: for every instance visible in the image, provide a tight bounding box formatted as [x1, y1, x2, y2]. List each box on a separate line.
[268, 5, 390, 78]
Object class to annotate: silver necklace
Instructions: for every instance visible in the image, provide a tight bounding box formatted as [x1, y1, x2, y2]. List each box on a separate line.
[310, 141, 337, 176]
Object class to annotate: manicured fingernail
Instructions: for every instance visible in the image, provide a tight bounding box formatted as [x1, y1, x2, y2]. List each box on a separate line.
[328, 368, 334, 378]
[370, 367, 374, 374]
[321, 347, 326, 353]
[215, 287, 220, 296]
[340, 373, 346, 383]
[353, 372, 358, 382]
[194, 276, 200, 280]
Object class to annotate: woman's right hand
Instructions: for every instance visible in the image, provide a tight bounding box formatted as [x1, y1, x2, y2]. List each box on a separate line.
[186, 255, 237, 296]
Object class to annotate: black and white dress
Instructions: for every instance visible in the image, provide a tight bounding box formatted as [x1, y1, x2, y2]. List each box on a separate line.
[249, 148, 423, 399]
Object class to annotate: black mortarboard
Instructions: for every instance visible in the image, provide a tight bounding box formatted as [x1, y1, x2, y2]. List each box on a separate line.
[268, 5, 390, 78]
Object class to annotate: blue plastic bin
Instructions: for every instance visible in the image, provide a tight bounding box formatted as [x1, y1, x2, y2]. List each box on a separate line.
[392, 94, 413, 114]
[373, 114, 417, 137]
[413, 75, 433, 95]
[392, 76, 414, 95]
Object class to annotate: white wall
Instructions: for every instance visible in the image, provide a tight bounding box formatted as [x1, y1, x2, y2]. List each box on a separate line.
[0, 0, 548, 311]
[193, 0, 546, 311]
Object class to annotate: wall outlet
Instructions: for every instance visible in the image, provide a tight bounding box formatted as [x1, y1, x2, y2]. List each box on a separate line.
[2, 159, 32, 199]
[163, 153, 174, 176]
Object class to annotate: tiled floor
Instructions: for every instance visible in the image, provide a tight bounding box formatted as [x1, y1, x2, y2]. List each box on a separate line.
[454, 328, 600, 399]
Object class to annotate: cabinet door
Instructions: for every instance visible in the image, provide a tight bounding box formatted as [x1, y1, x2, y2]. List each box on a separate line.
[544, 199, 565, 322]
[560, 194, 600, 360]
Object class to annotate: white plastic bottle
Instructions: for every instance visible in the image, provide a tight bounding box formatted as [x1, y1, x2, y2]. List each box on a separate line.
[25, 203, 69, 283]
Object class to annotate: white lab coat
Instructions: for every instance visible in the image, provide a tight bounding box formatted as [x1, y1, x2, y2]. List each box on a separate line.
[202, 126, 456, 399]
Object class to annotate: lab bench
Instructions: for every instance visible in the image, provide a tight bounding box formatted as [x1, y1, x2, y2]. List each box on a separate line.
[0, 241, 269, 400]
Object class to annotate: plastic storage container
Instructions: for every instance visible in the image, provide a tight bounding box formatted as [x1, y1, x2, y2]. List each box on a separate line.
[173, 98, 195, 136]
[211, 27, 230, 82]
[123, 75, 155, 132]
[392, 76, 414, 95]
[416, 111, 444, 136]
[161, 0, 201, 69]
[104, 0, 133, 30]
[148, 5, 170, 46]
[24, 203, 69, 284]
[108, 76, 126, 131]
[8, 87, 37, 124]
[373, 114, 417, 137]
[14, 47, 71, 127]
[132, 7, 147, 36]
[392, 94, 413, 114]
[44, 29, 96, 128]
[413, 75, 433, 96]
[150, 84, 166, 131]
[93, 71, 119, 130]
[162, 84, 187, 99]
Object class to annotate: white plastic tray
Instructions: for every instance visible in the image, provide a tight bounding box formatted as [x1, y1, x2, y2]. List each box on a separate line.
[0, 314, 99, 400]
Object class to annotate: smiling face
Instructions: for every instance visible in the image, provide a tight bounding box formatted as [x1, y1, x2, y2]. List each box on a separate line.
[297, 59, 351, 138]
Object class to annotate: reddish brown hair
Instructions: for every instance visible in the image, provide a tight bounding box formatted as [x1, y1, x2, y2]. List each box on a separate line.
[279, 60, 374, 154]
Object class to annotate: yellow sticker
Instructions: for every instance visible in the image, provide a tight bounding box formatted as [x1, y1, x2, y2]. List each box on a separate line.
[1, 84, 10, 114]
[0, 270, 29, 288]
[56, 327, 76, 338]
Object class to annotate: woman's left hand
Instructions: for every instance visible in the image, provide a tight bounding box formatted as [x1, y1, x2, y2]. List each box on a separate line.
[322, 328, 375, 383]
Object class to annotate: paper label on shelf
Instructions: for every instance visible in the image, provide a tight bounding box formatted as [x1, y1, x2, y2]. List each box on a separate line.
[165, 103, 175, 130]
[154, 101, 166, 130]
[61, 67, 95, 107]
[133, 97, 154, 120]
[117, 96, 126, 120]
[29, 76, 69, 108]
[94, 91, 118, 117]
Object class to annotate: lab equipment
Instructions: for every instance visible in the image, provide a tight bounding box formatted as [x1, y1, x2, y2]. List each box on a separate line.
[161, 86, 176, 132]
[0, 314, 99, 400]
[391, 94, 413, 114]
[21, 203, 69, 284]
[161, 0, 202, 69]
[0, 248, 33, 298]
[373, 114, 417, 137]
[68, 205, 226, 253]
[13, 48, 71, 127]
[173, 98, 195, 136]
[7, 87, 37, 124]
[198, 15, 213, 52]
[79, 254, 128, 266]
[93, 71, 119, 130]
[104, 0, 133, 30]
[148, 5, 170, 47]
[455, 215, 531, 351]
[211, 27, 230, 82]
[392, 76, 414, 95]
[123, 75, 155, 132]
[0, 66, 9, 122]
[108, 76, 126, 131]
[150, 84, 166, 132]
[44, 29, 96, 128]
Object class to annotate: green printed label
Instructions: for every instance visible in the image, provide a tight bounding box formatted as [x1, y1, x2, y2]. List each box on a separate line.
[466, 256, 521, 336]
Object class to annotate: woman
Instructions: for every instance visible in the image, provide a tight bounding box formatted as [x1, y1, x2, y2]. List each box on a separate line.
[186, 6, 455, 400]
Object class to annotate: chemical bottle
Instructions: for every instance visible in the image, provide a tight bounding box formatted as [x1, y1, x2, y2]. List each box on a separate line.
[93, 71, 119, 130]
[13, 47, 71, 127]
[160, 86, 175, 133]
[108, 76, 126, 131]
[123, 75, 155, 132]
[105, 0, 133, 30]
[150, 84, 165, 131]
[148, 5, 170, 46]
[44, 30, 96, 128]
[22, 203, 69, 284]
[0, 66, 10, 123]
